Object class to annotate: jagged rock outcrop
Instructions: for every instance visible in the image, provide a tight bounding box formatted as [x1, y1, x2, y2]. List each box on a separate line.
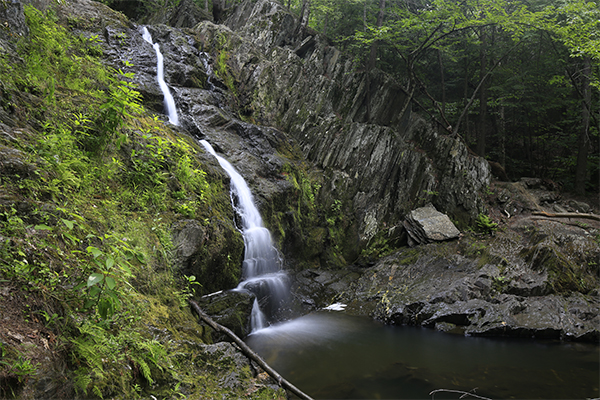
[190, 0, 490, 254]
[84, 0, 492, 264]
[290, 186, 600, 341]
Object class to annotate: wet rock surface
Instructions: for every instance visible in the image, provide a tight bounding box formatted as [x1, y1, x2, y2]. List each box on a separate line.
[195, 290, 255, 341]
[291, 185, 600, 341]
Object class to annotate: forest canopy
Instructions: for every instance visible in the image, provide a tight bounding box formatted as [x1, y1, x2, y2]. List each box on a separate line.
[106, 0, 599, 193]
[297, 0, 599, 194]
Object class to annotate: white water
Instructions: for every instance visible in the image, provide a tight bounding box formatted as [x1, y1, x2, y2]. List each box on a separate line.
[199, 140, 288, 332]
[141, 27, 179, 126]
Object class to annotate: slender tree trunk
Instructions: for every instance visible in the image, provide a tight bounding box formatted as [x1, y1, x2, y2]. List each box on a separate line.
[476, 27, 488, 157]
[575, 56, 592, 195]
[367, 0, 386, 71]
[499, 104, 506, 168]
[438, 48, 446, 126]
[212, 0, 224, 22]
[205, 0, 209, 11]
[363, 0, 367, 31]
[463, 54, 470, 142]
[365, 0, 386, 121]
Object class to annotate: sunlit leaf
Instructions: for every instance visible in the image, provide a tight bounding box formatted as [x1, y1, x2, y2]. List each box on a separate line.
[87, 273, 104, 287]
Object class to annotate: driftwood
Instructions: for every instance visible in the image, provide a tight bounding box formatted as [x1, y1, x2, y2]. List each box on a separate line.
[429, 388, 492, 400]
[189, 300, 314, 400]
[532, 211, 600, 222]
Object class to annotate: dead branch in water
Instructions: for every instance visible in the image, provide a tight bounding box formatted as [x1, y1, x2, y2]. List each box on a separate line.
[429, 388, 492, 400]
[189, 300, 314, 400]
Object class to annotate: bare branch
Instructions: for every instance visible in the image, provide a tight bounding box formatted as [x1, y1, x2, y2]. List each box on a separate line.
[429, 388, 492, 400]
[189, 300, 314, 400]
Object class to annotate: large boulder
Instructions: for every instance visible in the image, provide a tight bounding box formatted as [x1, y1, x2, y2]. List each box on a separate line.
[403, 205, 460, 246]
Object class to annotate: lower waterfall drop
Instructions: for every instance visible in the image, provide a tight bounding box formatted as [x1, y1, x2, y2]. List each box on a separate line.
[200, 140, 288, 333]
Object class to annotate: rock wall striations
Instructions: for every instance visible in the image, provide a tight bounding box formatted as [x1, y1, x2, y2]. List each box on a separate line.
[193, 0, 491, 250]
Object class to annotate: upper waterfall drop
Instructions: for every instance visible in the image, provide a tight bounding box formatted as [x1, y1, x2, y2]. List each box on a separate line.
[141, 27, 179, 126]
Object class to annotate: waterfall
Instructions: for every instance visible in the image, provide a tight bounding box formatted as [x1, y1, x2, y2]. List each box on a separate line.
[141, 27, 179, 126]
[200, 140, 288, 333]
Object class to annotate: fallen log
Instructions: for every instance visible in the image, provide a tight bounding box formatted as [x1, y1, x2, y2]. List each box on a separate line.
[532, 211, 600, 221]
[189, 300, 314, 400]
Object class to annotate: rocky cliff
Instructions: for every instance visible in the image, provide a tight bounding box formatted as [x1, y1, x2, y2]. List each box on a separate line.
[192, 0, 491, 257]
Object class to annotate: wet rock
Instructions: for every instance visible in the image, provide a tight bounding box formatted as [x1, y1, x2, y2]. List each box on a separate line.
[0, 1, 29, 40]
[311, 232, 599, 341]
[172, 219, 205, 261]
[403, 205, 460, 246]
[195, 290, 254, 340]
[171, 215, 244, 295]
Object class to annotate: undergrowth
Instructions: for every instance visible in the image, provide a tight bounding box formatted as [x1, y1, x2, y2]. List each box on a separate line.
[0, 5, 273, 399]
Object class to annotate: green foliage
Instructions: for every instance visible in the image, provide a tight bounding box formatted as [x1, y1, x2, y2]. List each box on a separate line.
[0, 6, 252, 398]
[71, 320, 170, 398]
[0, 352, 39, 384]
[476, 213, 498, 234]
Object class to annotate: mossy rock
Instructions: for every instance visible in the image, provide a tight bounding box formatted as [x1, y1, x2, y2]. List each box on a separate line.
[195, 290, 254, 340]
[521, 243, 594, 293]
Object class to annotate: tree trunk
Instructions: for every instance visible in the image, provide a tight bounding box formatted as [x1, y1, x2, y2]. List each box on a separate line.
[212, 0, 224, 22]
[499, 104, 506, 168]
[363, 0, 367, 31]
[476, 27, 488, 157]
[438, 48, 446, 126]
[205, 0, 209, 11]
[365, 0, 386, 120]
[575, 56, 591, 195]
[367, 0, 386, 71]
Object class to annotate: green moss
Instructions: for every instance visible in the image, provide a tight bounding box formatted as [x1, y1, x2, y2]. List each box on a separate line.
[521, 244, 595, 293]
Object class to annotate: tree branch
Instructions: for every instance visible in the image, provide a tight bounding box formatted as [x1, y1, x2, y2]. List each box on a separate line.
[532, 211, 600, 221]
[189, 300, 314, 400]
[429, 388, 492, 400]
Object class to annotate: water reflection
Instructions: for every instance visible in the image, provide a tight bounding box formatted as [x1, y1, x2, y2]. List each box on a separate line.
[246, 312, 599, 399]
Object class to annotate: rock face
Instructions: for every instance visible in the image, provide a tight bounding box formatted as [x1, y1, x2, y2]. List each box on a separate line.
[87, 0, 492, 264]
[193, 0, 491, 248]
[290, 196, 600, 341]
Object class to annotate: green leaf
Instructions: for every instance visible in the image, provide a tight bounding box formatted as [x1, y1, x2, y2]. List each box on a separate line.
[89, 286, 101, 297]
[98, 298, 111, 319]
[87, 273, 104, 287]
[87, 246, 102, 259]
[105, 276, 116, 290]
[83, 299, 96, 310]
[34, 224, 53, 231]
[105, 257, 115, 269]
[61, 218, 75, 230]
[119, 262, 132, 275]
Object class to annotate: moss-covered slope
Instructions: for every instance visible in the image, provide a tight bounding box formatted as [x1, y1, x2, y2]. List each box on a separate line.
[0, 2, 284, 398]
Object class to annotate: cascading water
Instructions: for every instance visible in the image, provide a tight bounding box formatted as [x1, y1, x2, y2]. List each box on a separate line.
[141, 27, 179, 126]
[140, 26, 285, 332]
[200, 140, 288, 333]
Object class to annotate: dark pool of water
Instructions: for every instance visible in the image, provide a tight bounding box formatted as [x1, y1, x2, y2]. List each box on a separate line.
[245, 312, 599, 399]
